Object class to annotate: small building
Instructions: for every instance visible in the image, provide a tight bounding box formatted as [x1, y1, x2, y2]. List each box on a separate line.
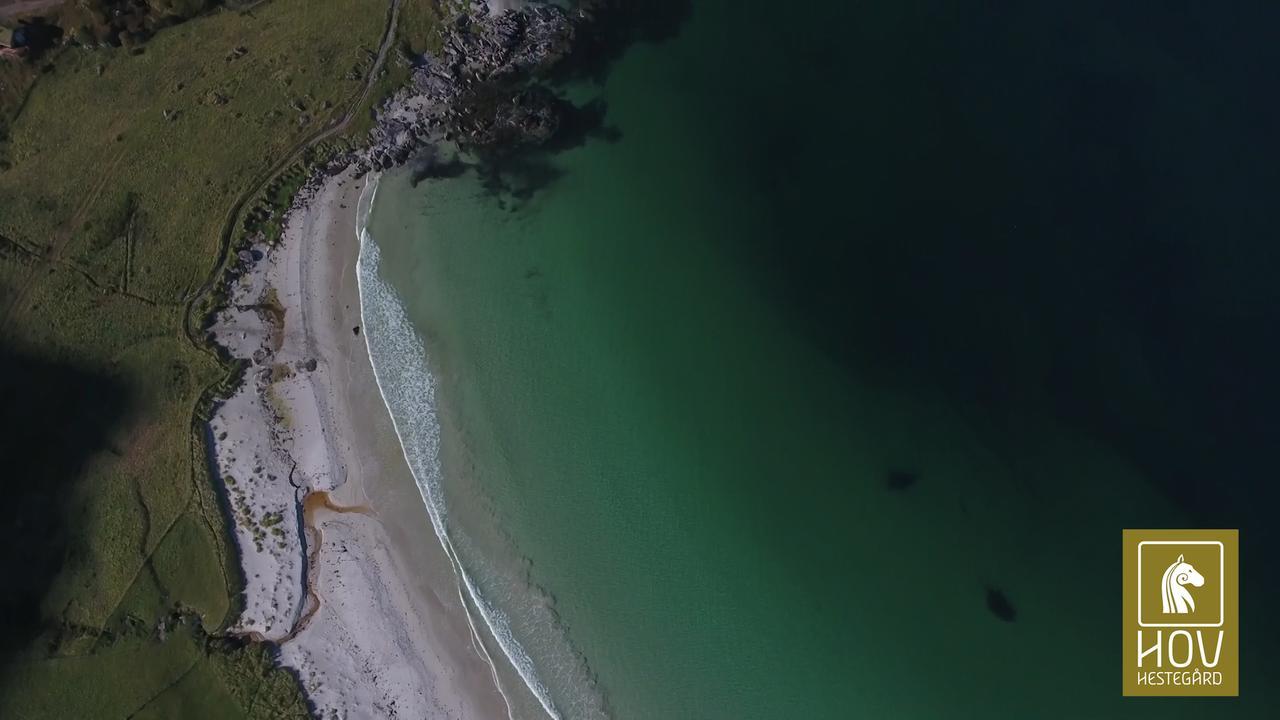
[1, 25, 27, 52]
[1, 23, 48, 58]
[0, 26, 22, 58]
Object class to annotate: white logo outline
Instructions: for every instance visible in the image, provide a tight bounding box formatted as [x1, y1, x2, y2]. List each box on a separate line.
[1137, 541, 1224, 628]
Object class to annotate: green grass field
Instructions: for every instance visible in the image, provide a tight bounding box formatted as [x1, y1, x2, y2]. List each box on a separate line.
[0, 0, 434, 716]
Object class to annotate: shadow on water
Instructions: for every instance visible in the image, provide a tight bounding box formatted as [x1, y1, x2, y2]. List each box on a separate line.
[409, 145, 470, 187]
[724, 1, 1280, 559]
[0, 343, 132, 666]
[558, 0, 694, 84]
[474, 96, 621, 206]
[542, 97, 622, 153]
[460, 0, 690, 206]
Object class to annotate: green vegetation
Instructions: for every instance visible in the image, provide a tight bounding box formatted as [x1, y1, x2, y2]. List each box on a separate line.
[0, 58, 37, 169]
[9, 616, 309, 719]
[56, 0, 222, 49]
[345, 0, 444, 139]
[0, 0, 432, 716]
[242, 163, 309, 245]
[397, 0, 446, 58]
[0, 0, 387, 301]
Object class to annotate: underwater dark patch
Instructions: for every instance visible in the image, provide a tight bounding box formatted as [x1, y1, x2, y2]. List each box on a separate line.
[885, 470, 917, 491]
[985, 586, 1017, 622]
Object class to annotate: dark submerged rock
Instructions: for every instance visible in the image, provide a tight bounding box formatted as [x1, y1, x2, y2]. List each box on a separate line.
[886, 470, 917, 491]
[985, 586, 1017, 622]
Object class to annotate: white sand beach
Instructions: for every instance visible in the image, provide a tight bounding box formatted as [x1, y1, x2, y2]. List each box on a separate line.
[207, 168, 511, 719]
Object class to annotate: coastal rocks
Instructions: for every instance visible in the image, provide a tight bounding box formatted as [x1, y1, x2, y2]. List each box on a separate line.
[445, 3, 576, 81]
[359, 1, 577, 173]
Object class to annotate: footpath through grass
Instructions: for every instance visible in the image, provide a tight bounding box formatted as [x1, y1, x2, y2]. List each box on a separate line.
[0, 0, 411, 716]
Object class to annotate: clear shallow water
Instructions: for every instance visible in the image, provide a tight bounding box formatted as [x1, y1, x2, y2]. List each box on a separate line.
[361, 2, 1279, 717]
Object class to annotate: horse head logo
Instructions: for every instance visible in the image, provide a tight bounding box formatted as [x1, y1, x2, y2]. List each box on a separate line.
[1160, 554, 1205, 614]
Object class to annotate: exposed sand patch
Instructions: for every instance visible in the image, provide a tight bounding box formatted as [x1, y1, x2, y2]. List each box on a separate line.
[208, 168, 511, 718]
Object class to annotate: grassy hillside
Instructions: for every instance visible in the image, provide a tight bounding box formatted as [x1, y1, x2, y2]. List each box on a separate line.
[0, 0, 415, 716]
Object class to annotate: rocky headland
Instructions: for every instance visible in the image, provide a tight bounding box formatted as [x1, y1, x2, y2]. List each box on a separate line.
[360, 0, 580, 173]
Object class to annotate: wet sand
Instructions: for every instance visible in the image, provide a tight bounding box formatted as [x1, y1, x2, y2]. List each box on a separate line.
[208, 168, 511, 719]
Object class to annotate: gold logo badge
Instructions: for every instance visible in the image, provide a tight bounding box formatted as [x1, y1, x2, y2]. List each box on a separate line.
[1123, 529, 1239, 696]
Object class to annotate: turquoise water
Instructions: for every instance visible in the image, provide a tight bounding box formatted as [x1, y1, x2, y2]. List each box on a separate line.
[361, 2, 1278, 717]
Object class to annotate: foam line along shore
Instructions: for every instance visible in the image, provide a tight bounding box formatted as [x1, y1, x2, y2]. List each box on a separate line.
[205, 166, 517, 718]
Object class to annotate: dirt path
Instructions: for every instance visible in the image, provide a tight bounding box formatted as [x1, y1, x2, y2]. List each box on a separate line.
[0, 146, 127, 331]
[182, 0, 403, 346]
[175, 0, 403, 635]
[1, 0, 403, 335]
[2, 0, 405, 333]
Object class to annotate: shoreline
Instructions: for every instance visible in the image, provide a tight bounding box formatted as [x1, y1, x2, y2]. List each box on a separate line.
[197, 2, 614, 715]
[354, 177, 566, 720]
[206, 167, 513, 718]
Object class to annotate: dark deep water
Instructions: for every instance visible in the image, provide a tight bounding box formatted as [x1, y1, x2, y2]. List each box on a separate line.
[734, 0, 1280, 698]
[367, 0, 1280, 716]
[736, 0, 1280, 534]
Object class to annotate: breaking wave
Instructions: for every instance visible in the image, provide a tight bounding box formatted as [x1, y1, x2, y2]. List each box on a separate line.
[354, 174, 563, 720]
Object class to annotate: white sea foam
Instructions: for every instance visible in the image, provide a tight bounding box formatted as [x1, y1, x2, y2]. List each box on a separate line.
[485, 0, 529, 13]
[354, 174, 564, 720]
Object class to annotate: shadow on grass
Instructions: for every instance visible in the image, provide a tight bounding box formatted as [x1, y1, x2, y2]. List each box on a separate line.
[0, 343, 132, 666]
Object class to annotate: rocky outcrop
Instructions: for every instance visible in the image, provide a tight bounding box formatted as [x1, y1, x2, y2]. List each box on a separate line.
[359, 1, 578, 172]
